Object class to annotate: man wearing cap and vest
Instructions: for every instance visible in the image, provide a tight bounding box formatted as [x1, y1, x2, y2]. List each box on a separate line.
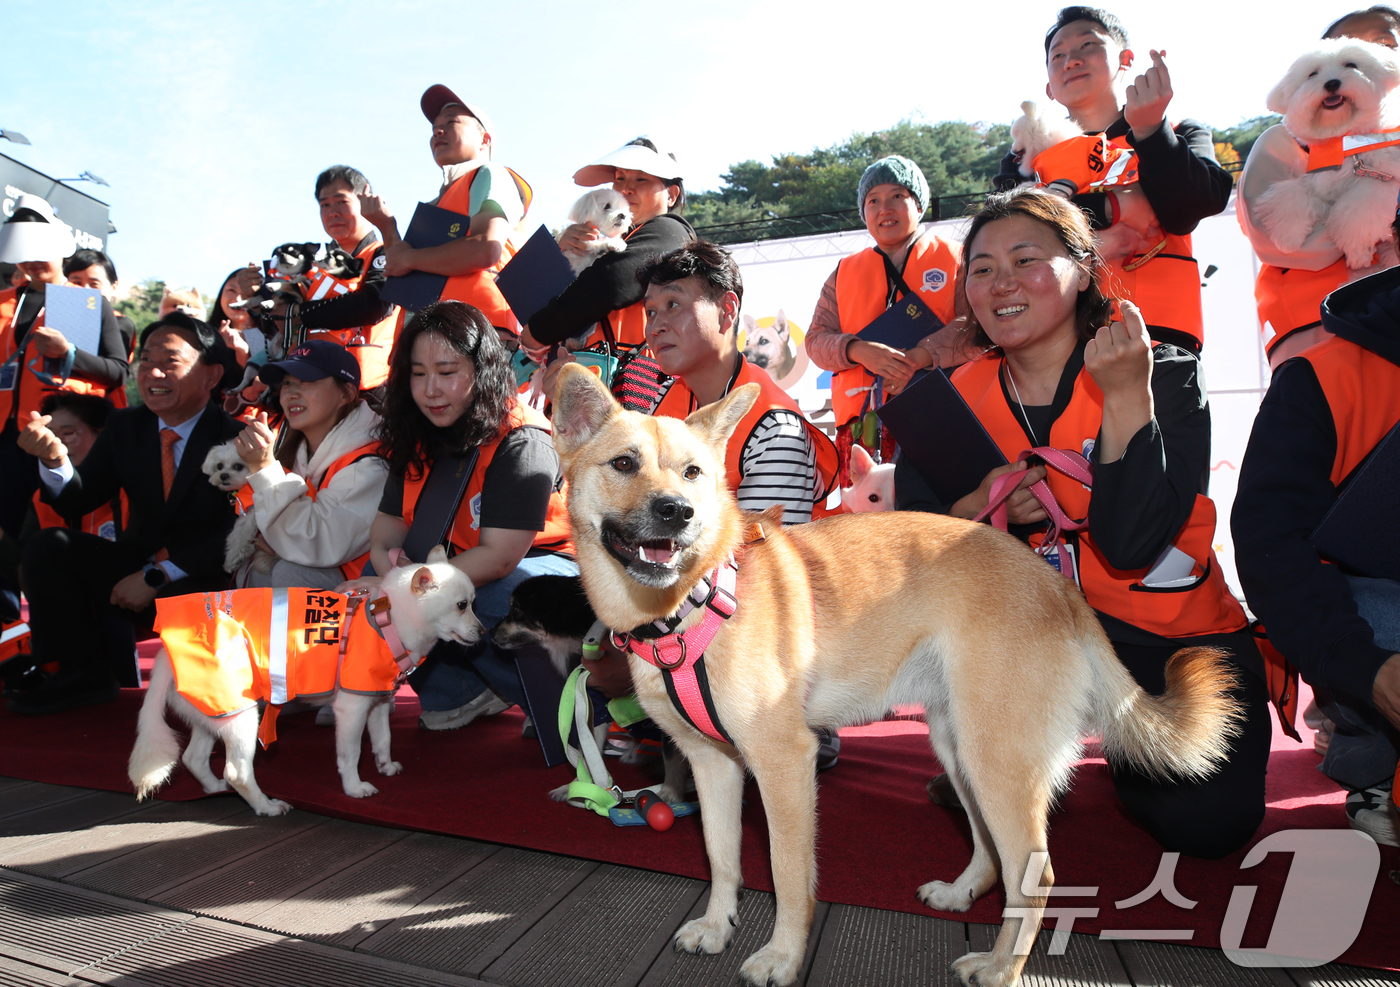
[361, 87, 531, 335]
[1234, 238, 1400, 848]
[804, 155, 961, 486]
[996, 7, 1231, 354]
[295, 166, 400, 392]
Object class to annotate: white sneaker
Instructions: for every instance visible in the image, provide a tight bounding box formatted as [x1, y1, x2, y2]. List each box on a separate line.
[418, 691, 511, 732]
[1345, 786, 1399, 848]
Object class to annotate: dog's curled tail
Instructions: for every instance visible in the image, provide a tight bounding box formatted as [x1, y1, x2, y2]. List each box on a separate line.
[128, 652, 182, 800]
[1088, 635, 1246, 781]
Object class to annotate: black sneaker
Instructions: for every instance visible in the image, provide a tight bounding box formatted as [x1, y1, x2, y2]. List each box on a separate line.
[6, 669, 120, 715]
[816, 728, 840, 772]
[1346, 785, 1399, 848]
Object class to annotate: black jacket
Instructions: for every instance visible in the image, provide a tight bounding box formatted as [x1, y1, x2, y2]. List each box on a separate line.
[1232, 267, 1400, 701]
[42, 401, 245, 583]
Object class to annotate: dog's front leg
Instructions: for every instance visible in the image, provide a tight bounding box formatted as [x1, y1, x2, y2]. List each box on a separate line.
[334, 693, 378, 798]
[674, 741, 746, 957]
[367, 697, 402, 777]
[222, 709, 291, 816]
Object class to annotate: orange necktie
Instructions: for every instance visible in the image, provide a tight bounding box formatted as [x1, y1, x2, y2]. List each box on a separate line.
[160, 428, 179, 499]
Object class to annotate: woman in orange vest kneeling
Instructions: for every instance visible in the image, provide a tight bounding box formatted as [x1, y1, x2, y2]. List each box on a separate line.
[344, 301, 574, 731]
[932, 188, 1271, 858]
[230, 340, 388, 590]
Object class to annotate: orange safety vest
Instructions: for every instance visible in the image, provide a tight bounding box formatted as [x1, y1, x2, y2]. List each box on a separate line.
[154, 588, 407, 734]
[402, 399, 572, 557]
[831, 232, 960, 427]
[1297, 333, 1400, 489]
[1030, 133, 1205, 353]
[1306, 129, 1400, 172]
[1253, 260, 1350, 355]
[32, 487, 126, 540]
[952, 353, 1247, 639]
[303, 239, 401, 390]
[0, 287, 118, 426]
[435, 166, 534, 334]
[303, 441, 383, 579]
[653, 355, 840, 505]
[571, 225, 654, 357]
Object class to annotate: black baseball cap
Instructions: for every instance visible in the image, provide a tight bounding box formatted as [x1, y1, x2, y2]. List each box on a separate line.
[259, 339, 360, 387]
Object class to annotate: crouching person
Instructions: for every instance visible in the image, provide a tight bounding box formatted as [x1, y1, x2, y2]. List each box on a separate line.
[344, 301, 575, 730]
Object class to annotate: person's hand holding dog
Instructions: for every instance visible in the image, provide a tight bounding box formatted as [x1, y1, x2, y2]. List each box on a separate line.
[1085, 300, 1154, 463]
[557, 223, 604, 256]
[1125, 50, 1172, 141]
[233, 264, 263, 301]
[111, 571, 160, 612]
[582, 641, 635, 699]
[234, 411, 277, 473]
[17, 411, 67, 469]
[953, 460, 1049, 525]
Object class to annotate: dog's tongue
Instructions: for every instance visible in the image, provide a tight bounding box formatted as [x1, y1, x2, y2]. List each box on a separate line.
[1323, 94, 1345, 108]
[638, 541, 677, 565]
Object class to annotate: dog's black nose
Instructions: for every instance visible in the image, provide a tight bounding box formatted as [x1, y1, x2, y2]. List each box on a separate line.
[650, 495, 694, 526]
[1325, 78, 1342, 93]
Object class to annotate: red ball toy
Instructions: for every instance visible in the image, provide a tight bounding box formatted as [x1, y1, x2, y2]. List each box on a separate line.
[634, 789, 675, 831]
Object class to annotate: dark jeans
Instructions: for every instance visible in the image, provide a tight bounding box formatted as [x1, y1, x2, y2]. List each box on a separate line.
[1110, 628, 1273, 860]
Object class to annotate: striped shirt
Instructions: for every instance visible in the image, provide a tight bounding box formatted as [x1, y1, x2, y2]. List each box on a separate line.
[737, 408, 820, 524]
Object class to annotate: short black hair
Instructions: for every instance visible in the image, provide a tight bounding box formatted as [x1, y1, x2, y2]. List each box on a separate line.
[62, 248, 118, 283]
[636, 239, 743, 310]
[1045, 6, 1130, 54]
[39, 391, 115, 430]
[621, 137, 686, 212]
[315, 165, 369, 199]
[1323, 5, 1400, 37]
[138, 311, 241, 391]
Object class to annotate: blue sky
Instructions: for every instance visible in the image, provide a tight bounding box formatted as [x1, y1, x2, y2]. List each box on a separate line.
[1, 0, 1321, 296]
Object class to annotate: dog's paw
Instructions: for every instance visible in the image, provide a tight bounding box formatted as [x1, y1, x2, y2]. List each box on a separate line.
[738, 943, 802, 987]
[952, 949, 1020, 987]
[376, 759, 403, 777]
[549, 783, 572, 802]
[343, 780, 379, 799]
[674, 915, 735, 955]
[917, 879, 976, 913]
[651, 783, 684, 804]
[255, 799, 293, 817]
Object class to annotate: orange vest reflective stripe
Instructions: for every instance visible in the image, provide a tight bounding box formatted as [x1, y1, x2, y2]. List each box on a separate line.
[402, 399, 573, 557]
[1306, 129, 1400, 171]
[304, 239, 401, 389]
[1254, 261, 1349, 354]
[303, 441, 383, 579]
[951, 353, 1247, 638]
[1030, 133, 1205, 352]
[653, 356, 840, 503]
[0, 287, 117, 426]
[831, 233, 960, 427]
[1296, 333, 1400, 488]
[32, 488, 125, 540]
[435, 166, 533, 333]
[154, 588, 402, 723]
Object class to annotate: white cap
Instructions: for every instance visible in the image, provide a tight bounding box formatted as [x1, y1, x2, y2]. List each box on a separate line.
[0, 194, 76, 264]
[574, 138, 686, 188]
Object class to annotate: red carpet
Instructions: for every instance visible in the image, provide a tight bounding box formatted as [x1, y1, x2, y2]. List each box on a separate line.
[1, 661, 1396, 971]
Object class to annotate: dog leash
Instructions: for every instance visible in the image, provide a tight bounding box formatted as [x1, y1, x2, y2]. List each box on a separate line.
[974, 446, 1094, 579]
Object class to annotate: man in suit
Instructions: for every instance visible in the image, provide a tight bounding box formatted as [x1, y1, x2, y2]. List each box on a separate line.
[11, 313, 243, 714]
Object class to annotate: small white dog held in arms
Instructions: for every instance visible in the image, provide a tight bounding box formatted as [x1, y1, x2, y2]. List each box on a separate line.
[1011, 100, 1083, 180]
[1254, 39, 1400, 267]
[560, 189, 632, 273]
[128, 547, 482, 816]
[840, 444, 896, 513]
[200, 441, 271, 575]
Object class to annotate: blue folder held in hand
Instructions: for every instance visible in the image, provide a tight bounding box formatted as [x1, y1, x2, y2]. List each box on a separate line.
[1311, 420, 1400, 581]
[495, 225, 576, 329]
[379, 202, 469, 311]
[41, 284, 103, 356]
[857, 293, 941, 352]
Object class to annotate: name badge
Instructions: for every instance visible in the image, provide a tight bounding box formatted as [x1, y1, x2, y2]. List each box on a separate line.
[0, 360, 17, 392]
[1043, 540, 1081, 587]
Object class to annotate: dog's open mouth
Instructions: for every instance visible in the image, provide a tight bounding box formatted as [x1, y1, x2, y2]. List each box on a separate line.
[602, 521, 690, 585]
[1321, 94, 1347, 109]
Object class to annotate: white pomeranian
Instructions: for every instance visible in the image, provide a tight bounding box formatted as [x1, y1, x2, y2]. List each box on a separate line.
[201, 441, 272, 575]
[1254, 39, 1400, 268]
[1010, 100, 1084, 180]
[559, 189, 631, 273]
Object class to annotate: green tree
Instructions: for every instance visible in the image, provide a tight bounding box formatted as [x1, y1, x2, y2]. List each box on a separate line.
[117, 278, 165, 335]
[1212, 115, 1282, 167]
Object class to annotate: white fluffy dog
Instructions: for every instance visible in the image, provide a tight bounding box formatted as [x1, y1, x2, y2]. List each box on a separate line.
[201, 442, 270, 575]
[129, 547, 482, 816]
[1011, 100, 1083, 179]
[560, 189, 631, 273]
[840, 444, 895, 513]
[1254, 39, 1400, 268]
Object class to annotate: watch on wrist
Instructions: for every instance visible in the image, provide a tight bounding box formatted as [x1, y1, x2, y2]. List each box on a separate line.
[143, 564, 167, 588]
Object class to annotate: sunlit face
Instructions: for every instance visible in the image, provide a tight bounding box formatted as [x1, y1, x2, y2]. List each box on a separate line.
[643, 277, 735, 380]
[136, 327, 223, 420]
[1046, 20, 1131, 106]
[279, 374, 353, 435]
[318, 180, 366, 243]
[66, 264, 117, 303]
[862, 183, 921, 250]
[218, 275, 252, 329]
[431, 107, 489, 167]
[410, 332, 477, 428]
[963, 214, 1090, 355]
[47, 408, 99, 466]
[16, 259, 62, 285]
[1331, 13, 1400, 48]
[612, 169, 677, 227]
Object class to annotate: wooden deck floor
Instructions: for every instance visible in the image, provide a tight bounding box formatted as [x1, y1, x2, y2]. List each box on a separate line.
[0, 775, 1393, 987]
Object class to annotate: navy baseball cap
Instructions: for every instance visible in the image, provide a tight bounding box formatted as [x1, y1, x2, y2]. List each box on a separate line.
[259, 339, 360, 387]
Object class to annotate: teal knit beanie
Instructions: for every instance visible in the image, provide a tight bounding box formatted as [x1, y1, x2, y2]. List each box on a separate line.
[856, 155, 929, 217]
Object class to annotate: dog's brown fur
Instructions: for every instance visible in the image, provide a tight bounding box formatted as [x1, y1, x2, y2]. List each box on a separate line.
[551, 364, 1243, 987]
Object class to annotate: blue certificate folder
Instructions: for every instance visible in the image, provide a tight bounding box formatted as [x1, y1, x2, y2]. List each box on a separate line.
[379, 202, 466, 311]
[1311, 419, 1400, 581]
[877, 365, 1007, 506]
[495, 225, 576, 328]
[41, 284, 103, 355]
[857, 293, 941, 352]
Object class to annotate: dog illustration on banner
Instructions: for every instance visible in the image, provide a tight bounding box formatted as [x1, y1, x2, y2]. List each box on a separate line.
[740, 310, 808, 390]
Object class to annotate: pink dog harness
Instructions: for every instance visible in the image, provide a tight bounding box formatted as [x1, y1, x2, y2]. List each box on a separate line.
[615, 558, 739, 744]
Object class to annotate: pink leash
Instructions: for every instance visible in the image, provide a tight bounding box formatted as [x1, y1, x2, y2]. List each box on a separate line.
[974, 447, 1094, 576]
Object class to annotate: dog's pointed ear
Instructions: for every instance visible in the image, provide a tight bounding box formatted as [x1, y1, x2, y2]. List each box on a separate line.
[426, 545, 449, 565]
[553, 363, 620, 458]
[849, 442, 875, 484]
[774, 309, 790, 341]
[411, 565, 438, 597]
[685, 383, 759, 455]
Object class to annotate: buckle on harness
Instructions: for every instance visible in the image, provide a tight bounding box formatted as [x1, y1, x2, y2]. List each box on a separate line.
[652, 636, 687, 670]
